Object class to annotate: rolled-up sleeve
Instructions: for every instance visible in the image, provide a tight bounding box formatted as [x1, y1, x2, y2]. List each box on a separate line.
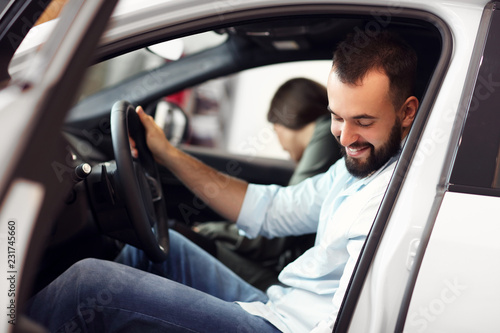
[237, 165, 338, 239]
[236, 183, 281, 238]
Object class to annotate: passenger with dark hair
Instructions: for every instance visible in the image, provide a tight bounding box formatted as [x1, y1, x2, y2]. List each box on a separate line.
[195, 77, 341, 291]
[28, 30, 419, 333]
[268, 77, 341, 184]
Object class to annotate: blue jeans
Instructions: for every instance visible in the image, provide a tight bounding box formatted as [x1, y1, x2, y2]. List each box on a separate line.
[26, 230, 281, 332]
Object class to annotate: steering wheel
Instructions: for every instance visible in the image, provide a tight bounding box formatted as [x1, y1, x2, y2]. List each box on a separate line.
[110, 100, 169, 262]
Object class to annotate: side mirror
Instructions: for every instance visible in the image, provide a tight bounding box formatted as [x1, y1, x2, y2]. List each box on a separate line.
[151, 100, 190, 146]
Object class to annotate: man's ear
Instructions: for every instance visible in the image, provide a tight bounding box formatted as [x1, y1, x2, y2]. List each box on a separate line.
[400, 96, 419, 128]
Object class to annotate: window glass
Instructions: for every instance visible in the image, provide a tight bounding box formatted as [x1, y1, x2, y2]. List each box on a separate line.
[77, 31, 227, 101]
[77, 32, 331, 161]
[174, 61, 332, 160]
[448, 8, 500, 196]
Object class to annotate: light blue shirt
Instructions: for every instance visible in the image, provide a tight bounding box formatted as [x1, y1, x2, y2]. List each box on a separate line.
[236, 155, 398, 333]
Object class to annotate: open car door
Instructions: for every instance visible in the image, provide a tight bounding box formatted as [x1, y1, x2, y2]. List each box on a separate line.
[0, 1, 119, 332]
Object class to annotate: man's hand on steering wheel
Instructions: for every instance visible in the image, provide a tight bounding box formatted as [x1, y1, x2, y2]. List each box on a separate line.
[131, 106, 173, 167]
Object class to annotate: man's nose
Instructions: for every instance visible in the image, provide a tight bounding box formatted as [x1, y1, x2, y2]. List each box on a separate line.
[338, 122, 359, 147]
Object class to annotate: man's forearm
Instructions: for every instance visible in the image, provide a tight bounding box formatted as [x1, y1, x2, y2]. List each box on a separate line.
[158, 146, 248, 223]
[136, 106, 248, 222]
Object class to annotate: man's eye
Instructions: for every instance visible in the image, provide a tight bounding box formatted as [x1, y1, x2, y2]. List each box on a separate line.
[357, 121, 374, 127]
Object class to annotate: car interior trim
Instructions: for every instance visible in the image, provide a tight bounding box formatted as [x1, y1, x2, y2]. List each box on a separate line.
[92, 4, 441, 63]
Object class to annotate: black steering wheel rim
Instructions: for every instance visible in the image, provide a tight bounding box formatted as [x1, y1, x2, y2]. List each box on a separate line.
[110, 100, 169, 262]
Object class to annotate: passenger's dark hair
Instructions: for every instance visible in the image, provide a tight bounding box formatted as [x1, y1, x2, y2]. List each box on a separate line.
[267, 78, 329, 130]
[332, 29, 417, 109]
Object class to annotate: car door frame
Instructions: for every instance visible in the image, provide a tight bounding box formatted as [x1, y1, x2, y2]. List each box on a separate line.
[399, 2, 500, 331]
[332, 5, 455, 333]
[0, 1, 119, 331]
[335, 2, 495, 333]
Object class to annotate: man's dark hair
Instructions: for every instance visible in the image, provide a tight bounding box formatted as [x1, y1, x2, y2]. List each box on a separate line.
[332, 29, 417, 109]
[267, 78, 329, 130]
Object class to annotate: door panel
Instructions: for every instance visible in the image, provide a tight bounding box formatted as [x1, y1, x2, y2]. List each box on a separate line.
[402, 2, 500, 332]
[404, 192, 500, 332]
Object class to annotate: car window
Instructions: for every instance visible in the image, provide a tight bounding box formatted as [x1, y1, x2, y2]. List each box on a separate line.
[78, 31, 227, 99]
[154, 60, 331, 160]
[78, 37, 332, 161]
[77, 49, 166, 100]
[448, 6, 500, 197]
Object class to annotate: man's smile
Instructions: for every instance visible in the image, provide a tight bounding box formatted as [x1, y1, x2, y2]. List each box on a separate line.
[345, 145, 371, 158]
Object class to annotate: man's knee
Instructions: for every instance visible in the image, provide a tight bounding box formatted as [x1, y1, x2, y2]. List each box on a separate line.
[67, 258, 126, 293]
[69, 258, 110, 279]
[71, 257, 106, 270]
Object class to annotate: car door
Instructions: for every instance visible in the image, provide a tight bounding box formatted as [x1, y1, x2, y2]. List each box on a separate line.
[0, 1, 118, 332]
[334, 1, 498, 332]
[402, 2, 500, 331]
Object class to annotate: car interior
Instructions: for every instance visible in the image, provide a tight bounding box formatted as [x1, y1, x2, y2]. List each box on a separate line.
[22, 7, 449, 328]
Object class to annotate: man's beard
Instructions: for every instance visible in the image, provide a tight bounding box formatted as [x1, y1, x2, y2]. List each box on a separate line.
[339, 119, 402, 178]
